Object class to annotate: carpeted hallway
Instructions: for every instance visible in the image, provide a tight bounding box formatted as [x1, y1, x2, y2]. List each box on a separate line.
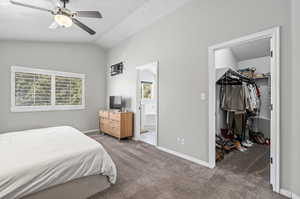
[89, 134, 285, 199]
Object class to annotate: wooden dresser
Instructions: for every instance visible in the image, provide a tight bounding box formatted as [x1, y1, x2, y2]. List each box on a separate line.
[99, 110, 134, 140]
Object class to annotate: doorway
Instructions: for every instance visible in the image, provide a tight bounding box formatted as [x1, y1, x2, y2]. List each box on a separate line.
[136, 62, 159, 146]
[208, 27, 280, 193]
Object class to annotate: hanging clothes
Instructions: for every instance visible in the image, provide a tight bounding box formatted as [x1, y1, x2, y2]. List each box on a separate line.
[220, 83, 259, 113]
[247, 84, 260, 112]
[220, 85, 246, 112]
[226, 111, 246, 141]
[244, 82, 251, 111]
[218, 69, 261, 142]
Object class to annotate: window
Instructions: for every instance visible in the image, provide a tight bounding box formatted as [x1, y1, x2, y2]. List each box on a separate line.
[15, 72, 51, 106]
[11, 66, 85, 112]
[141, 81, 153, 100]
[55, 76, 83, 106]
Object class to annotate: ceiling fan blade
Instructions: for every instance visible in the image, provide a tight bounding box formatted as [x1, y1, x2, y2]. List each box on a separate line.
[72, 18, 96, 35]
[49, 21, 60, 29]
[10, 0, 53, 13]
[76, 11, 102, 18]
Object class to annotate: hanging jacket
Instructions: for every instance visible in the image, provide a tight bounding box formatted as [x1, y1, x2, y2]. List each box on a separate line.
[221, 85, 246, 112]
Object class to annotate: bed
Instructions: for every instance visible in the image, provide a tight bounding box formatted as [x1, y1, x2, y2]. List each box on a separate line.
[0, 126, 117, 199]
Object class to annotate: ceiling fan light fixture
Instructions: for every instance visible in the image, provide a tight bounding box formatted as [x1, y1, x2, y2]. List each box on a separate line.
[54, 14, 72, 27]
[10, 0, 101, 35]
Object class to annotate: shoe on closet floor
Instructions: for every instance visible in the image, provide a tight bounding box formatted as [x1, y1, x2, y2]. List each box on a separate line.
[234, 141, 247, 152]
[242, 140, 254, 147]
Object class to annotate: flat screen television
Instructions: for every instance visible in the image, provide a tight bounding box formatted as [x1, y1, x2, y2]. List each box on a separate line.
[109, 96, 122, 110]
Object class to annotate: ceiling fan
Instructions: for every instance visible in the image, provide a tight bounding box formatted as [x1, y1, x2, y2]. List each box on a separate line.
[10, 0, 103, 35]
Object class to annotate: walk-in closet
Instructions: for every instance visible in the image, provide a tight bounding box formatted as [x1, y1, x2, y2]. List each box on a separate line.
[214, 38, 272, 184]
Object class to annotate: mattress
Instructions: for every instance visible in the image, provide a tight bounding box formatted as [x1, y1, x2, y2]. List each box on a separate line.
[0, 126, 117, 199]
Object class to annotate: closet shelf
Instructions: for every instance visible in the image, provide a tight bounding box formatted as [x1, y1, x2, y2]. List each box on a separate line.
[248, 116, 270, 121]
[253, 76, 269, 80]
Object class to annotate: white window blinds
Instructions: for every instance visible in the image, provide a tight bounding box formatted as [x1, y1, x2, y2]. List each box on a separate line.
[15, 72, 51, 106]
[55, 76, 83, 105]
[11, 66, 85, 112]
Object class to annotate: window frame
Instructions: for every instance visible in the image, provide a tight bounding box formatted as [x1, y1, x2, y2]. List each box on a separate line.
[11, 66, 85, 112]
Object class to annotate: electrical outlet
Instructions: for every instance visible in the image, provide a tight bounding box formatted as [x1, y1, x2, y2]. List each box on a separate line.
[177, 137, 185, 145]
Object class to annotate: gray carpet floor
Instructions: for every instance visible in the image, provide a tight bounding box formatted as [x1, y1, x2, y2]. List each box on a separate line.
[217, 144, 270, 183]
[88, 134, 285, 199]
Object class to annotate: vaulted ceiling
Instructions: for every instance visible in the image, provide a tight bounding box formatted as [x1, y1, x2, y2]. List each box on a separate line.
[0, 0, 192, 48]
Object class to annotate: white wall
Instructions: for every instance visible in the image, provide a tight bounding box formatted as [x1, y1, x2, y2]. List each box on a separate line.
[106, 0, 291, 191]
[291, 0, 300, 196]
[215, 48, 237, 69]
[0, 41, 107, 133]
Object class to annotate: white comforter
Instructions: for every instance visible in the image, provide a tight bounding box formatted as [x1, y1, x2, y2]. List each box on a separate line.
[0, 126, 117, 199]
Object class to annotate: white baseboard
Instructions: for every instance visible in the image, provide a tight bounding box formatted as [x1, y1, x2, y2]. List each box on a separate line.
[83, 129, 99, 134]
[132, 136, 139, 141]
[280, 189, 300, 199]
[293, 193, 300, 199]
[156, 146, 210, 168]
[280, 189, 292, 198]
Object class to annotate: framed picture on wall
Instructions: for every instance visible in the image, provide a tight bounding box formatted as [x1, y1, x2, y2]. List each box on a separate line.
[141, 81, 153, 100]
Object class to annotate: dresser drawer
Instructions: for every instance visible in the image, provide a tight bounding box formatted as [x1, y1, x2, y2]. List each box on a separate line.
[110, 120, 120, 128]
[110, 112, 121, 121]
[110, 126, 120, 137]
[99, 111, 109, 118]
[100, 117, 109, 124]
[100, 124, 110, 133]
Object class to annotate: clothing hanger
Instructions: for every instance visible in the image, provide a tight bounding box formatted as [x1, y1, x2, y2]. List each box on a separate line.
[217, 68, 255, 85]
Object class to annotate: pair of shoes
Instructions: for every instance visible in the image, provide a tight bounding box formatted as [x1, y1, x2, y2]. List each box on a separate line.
[247, 140, 254, 145]
[234, 141, 247, 152]
[265, 138, 271, 145]
[250, 132, 266, 144]
[216, 150, 224, 161]
[223, 140, 235, 151]
[242, 140, 254, 147]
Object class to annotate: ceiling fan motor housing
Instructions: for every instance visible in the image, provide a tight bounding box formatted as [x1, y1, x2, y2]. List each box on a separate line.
[60, 0, 69, 8]
[60, 0, 70, 3]
[57, 7, 73, 17]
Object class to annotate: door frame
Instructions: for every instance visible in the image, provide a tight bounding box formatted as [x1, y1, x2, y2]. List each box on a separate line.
[135, 61, 159, 146]
[208, 27, 280, 192]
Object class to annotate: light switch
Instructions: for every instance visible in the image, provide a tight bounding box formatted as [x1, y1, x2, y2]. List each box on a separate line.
[201, 92, 206, 100]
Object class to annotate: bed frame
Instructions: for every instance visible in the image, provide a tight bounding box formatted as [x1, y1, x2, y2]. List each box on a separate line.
[22, 175, 110, 199]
